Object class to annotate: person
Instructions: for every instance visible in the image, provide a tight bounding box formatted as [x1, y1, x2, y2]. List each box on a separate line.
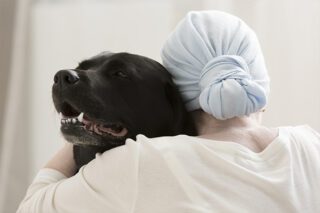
[17, 11, 320, 213]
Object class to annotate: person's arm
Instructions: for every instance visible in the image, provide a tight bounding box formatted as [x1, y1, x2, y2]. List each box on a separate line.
[43, 143, 77, 178]
[17, 139, 140, 213]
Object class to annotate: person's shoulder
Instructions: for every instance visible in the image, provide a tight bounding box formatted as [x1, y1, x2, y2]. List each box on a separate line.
[134, 134, 193, 144]
[284, 124, 319, 136]
[280, 124, 320, 145]
[98, 134, 193, 158]
[128, 134, 198, 152]
[134, 134, 192, 142]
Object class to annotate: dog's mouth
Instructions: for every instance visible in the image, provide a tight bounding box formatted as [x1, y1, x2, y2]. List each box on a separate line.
[59, 102, 128, 145]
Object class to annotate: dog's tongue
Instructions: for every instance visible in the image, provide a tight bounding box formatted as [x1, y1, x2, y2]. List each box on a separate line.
[83, 117, 127, 137]
[97, 125, 128, 137]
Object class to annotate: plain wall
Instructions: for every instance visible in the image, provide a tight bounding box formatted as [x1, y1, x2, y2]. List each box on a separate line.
[0, 0, 16, 141]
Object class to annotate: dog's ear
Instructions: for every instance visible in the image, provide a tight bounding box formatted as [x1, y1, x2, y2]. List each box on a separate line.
[165, 81, 197, 136]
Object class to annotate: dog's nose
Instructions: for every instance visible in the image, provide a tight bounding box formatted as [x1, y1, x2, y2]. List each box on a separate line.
[54, 70, 79, 86]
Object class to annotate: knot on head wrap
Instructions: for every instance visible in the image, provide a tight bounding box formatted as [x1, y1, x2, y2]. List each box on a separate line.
[199, 55, 266, 119]
[161, 10, 270, 120]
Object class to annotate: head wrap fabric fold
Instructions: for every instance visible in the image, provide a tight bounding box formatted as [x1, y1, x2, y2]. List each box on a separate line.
[161, 10, 270, 120]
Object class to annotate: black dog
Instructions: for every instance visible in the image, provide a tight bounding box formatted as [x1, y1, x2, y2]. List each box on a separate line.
[52, 52, 196, 170]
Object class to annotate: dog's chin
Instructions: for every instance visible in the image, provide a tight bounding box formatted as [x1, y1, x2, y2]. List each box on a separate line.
[60, 122, 128, 147]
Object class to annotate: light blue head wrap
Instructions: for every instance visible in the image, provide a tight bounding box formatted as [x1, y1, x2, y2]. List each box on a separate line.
[161, 11, 270, 120]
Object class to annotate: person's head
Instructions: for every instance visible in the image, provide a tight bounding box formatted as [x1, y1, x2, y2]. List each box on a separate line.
[161, 11, 269, 124]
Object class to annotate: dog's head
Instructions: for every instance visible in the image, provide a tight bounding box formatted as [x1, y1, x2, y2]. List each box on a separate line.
[52, 52, 195, 149]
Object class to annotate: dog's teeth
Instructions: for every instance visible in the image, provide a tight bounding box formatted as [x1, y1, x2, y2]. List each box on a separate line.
[60, 114, 83, 125]
[59, 112, 63, 118]
[78, 112, 84, 122]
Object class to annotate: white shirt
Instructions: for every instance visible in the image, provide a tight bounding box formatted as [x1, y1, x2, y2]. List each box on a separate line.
[17, 125, 320, 213]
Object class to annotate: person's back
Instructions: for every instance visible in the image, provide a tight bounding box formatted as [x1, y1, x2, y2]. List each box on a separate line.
[17, 125, 320, 212]
[130, 125, 320, 212]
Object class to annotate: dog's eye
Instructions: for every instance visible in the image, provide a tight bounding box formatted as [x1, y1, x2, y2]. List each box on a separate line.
[112, 70, 128, 78]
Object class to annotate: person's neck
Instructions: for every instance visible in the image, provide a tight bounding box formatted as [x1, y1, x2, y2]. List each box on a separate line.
[191, 110, 279, 153]
[191, 110, 262, 136]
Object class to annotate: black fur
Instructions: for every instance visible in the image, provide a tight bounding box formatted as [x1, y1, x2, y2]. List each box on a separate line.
[52, 52, 196, 170]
